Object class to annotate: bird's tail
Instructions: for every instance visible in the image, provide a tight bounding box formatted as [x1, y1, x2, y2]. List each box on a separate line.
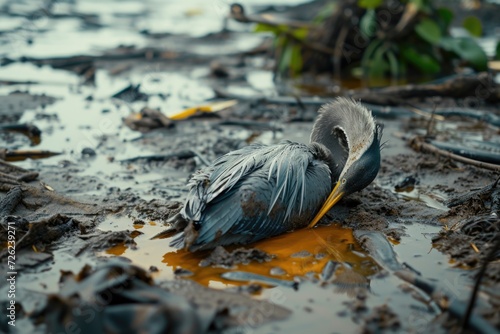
[169, 232, 186, 249]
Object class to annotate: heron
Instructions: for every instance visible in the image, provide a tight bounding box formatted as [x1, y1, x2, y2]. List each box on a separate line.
[170, 97, 382, 251]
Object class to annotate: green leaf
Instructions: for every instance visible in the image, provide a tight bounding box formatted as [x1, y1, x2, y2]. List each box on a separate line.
[254, 23, 277, 34]
[462, 16, 482, 37]
[314, 2, 337, 24]
[440, 37, 488, 71]
[401, 46, 441, 74]
[415, 18, 442, 45]
[409, 0, 432, 14]
[361, 39, 383, 76]
[437, 7, 454, 28]
[292, 27, 309, 40]
[386, 50, 399, 79]
[368, 45, 389, 78]
[290, 44, 303, 75]
[278, 43, 292, 75]
[360, 9, 377, 38]
[358, 0, 382, 9]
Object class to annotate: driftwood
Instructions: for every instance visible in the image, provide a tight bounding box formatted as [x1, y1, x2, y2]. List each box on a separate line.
[353, 72, 500, 104]
[0, 149, 61, 162]
[410, 136, 500, 172]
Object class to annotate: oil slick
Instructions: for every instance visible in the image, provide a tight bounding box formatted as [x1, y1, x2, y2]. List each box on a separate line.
[99, 218, 377, 288]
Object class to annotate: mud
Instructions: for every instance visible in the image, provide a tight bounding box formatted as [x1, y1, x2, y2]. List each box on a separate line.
[0, 0, 499, 333]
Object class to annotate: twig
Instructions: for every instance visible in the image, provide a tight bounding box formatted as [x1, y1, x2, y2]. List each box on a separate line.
[461, 236, 500, 331]
[430, 140, 500, 165]
[353, 73, 500, 104]
[410, 137, 500, 172]
[229, 4, 336, 56]
[0, 149, 61, 162]
[230, 3, 317, 30]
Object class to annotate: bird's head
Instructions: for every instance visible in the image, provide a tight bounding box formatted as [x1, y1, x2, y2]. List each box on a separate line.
[308, 97, 383, 228]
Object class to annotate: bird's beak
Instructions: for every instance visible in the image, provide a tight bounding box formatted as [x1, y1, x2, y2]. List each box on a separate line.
[308, 182, 344, 228]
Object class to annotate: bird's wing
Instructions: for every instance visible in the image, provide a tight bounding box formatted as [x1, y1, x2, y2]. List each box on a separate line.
[181, 143, 268, 222]
[181, 167, 213, 221]
[184, 142, 332, 250]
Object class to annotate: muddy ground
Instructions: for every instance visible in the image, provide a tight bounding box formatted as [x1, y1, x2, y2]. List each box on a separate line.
[0, 1, 499, 333]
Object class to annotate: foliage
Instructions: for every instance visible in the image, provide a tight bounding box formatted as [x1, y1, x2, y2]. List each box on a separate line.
[253, 23, 309, 76]
[252, 0, 490, 80]
[358, 0, 488, 81]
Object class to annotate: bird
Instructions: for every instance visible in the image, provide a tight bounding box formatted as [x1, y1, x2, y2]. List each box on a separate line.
[170, 97, 383, 252]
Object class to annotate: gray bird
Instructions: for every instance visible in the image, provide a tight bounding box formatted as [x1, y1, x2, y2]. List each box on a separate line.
[170, 97, 382, 251]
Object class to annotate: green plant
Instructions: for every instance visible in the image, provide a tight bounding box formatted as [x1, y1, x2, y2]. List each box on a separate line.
[251, 0, 489, 81]
[358, 0, 488, 81]
[253, 23, 310, 77]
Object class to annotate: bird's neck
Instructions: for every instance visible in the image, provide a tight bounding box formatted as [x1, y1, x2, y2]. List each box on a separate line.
[309, 142, 343, 185]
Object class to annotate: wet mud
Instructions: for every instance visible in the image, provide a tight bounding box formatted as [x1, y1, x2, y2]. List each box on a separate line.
[1, 1, 500, 333]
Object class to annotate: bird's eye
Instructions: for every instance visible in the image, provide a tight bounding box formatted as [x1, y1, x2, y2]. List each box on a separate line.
[341, 178, 346, 184]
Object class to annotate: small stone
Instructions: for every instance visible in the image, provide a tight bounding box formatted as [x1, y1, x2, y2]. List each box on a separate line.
[174, 267, 193, 277]
[81, 147, 96, 157]
[315, 253, 326, 260]
[270, 267, 286, 276]
[291, 250, 312, 258]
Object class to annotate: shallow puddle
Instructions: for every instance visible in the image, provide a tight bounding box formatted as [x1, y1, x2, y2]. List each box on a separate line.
[98, 216, 377, 288]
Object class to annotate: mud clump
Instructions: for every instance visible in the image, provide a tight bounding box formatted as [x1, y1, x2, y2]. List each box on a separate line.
[432, 216, 500, 282]
[133, 199, 183, 222]
[199, 246, 275, 268]
[1, 214, 82, 253]
[78, 230, 138, 253]
[362, 305, 400, 333]
[35, 261, 202, 334]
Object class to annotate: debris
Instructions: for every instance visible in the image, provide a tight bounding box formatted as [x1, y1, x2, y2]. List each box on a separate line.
[0, 123, 42, 145]
[410, 137, 500, 172]
[168, 100, 238, 120]
[353, 73, 500, 104]
[77, 230, 137, 254]
[363, 305, 401, 333]
[354, 230, 404, 272]
[445, 177, 499, 208]
[430, 140, 500, 165]
[270, 266, 286, 276]
[124, 107, 174, 132]
[320, 260, 339, 282]
[121, 150, 209, 166]
[81, 147, 96, 157]
[394, 175, 419, 192]
[0, 186, 23, 216]
[0, 149, 61, 162]
[220, 271, 298, 289]
[35, 261, 203, 334]
[112, 84, 148, 102]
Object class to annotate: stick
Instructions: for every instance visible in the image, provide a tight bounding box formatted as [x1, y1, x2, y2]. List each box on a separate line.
[410, 137, 500, 172]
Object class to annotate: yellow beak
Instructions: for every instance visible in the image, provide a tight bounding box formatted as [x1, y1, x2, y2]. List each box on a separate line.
[308, 181, 344, 228]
